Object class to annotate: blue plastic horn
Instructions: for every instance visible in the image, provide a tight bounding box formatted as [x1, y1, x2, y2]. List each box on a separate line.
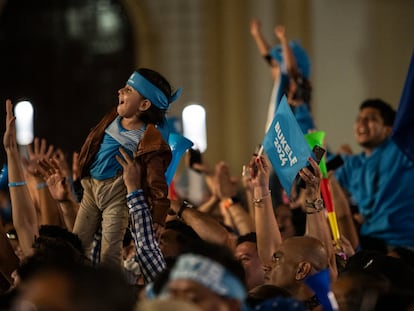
[303, 268, 338, 311]
[165, 133, 193, 186]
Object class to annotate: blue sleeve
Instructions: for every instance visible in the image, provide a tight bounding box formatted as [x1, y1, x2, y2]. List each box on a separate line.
[294, 104, 315, 134]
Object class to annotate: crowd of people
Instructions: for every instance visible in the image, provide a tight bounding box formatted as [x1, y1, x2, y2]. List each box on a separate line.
[0, 19, 414, 311]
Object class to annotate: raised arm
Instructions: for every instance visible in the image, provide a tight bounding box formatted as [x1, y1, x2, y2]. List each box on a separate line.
[3, 99, 37, 257]
[191, 160, 220, 214]
[215, 161, 254, 235]
[250, 18, 272, 58]
[249, 154, 282, 266]
[36, 157, 79, 231]
[167, 200, 236, 251]
[116, 147, 166, 284]
[22, 137, 62, 227]
[300, 158, 337, 280]
[328, 173, 359, 250]
[274, 25, 299, 77]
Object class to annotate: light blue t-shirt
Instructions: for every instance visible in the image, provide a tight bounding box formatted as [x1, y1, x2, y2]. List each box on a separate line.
[335, 138, 414, 248]
[90, 117, 145, 180]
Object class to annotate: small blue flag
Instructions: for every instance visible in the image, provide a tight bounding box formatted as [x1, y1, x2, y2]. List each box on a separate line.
[263, 95, 312, 197]
[392, 51, 414, 162]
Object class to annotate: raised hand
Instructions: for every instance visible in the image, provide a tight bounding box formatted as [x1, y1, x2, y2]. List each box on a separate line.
[52, 149, 71, 179]
[274, 25, 286, 41]
[3, 99, 38, 256]
[22, 137, 54, 177]
[250, 18, 262, 37]
[298, 157, 322, 200]
[248, 154, 271, 189]
[214, 161, 239, 199]
[37, 157, 73, 203]
[116, 148, 164, 238]
[115, 147, 141, 193]
[3, 99, 18, 155]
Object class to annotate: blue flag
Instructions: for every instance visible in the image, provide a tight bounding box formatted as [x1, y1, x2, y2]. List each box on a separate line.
[263, 95, 312, 196]
[392, 51, 414, 162]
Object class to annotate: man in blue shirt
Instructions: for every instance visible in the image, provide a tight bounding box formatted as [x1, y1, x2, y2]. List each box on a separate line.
[335, 99, 414, 252]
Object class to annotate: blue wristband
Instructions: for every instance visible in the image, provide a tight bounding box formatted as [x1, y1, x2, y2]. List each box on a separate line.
[8, 181, 27, 187]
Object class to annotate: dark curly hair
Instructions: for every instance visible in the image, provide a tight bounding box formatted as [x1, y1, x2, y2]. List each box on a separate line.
[360, 98, 396, 127]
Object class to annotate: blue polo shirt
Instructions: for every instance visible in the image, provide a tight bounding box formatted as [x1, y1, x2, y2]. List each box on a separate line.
[335, 138, 414, 248]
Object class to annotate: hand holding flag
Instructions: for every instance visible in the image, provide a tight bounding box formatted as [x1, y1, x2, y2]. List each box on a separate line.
[263, 95, 312, 197]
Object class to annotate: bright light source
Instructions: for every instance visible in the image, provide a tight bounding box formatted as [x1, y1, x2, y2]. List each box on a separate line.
[14, 100, 34, 145]
[182, 104, 207, 153]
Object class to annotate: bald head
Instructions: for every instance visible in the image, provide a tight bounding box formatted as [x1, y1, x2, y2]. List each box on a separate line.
[282, 236, 329, 271]
[266, 236, 329, 292]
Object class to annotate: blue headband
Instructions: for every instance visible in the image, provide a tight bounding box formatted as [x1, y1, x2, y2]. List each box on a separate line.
[127, 71, 182, 110]
[169, 254, 246, 302]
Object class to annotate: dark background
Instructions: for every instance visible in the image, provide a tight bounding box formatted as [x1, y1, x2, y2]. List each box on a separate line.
[0, 0, 134, 164]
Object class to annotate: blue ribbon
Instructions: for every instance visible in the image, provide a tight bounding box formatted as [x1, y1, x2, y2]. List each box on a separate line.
[127, 71, 182, 110]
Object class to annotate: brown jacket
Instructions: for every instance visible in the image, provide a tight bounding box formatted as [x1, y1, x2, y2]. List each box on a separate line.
[78, 108, 172, 225]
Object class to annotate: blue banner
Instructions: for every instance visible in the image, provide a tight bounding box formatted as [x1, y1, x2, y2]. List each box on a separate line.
[263, 95, 312, 196]
[392, 51, 414, 162]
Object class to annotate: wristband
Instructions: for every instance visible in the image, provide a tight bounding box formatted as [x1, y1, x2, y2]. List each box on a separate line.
[177, 200, 193, 220]
[252, 190, 271, 204]
[8, 181, 27, 187]
[222, 198, 234, 210]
